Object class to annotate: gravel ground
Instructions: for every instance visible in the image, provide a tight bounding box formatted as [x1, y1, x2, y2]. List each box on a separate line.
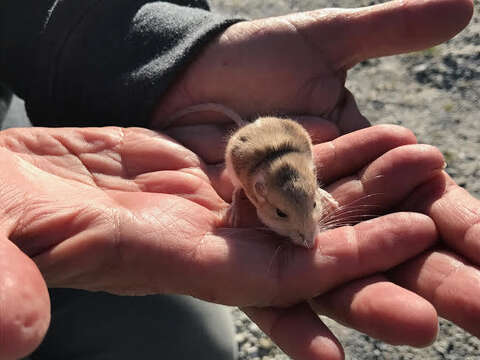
[208, 0, 480, 359]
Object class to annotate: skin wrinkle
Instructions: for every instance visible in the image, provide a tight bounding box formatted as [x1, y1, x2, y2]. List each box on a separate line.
[134, 170, 225, 211]
[109, 127, 134, 181]
[295, 9, 347, 65]
[282, 13, 346, 116]
[434, 180, 480, 251]
[76, 206, 123, 281]
[267, 243, 295, 298]
[0, 131, 26, 153]
[18, 202, 103, 257]
[108, 205, 123, 275]
[338, 226, 361, 281]
[183, 231, 239, 304]
[429, 255, 464, 310]
[42, 133, 104, 187]
[298, 74, 342, 117]
[464, 222, 480, 257]
[396, 0, 415, 46]
[179, 166, 212, 184]
[265, 307, 292, 344]
[315, 140, 337, 182]
[285, 15, 342, 115]
[184, 230, 221, 302]
[278, 13, 328, 70]
[327, 86, 348, 123]
[0, 173, 28, 234]
[342, 10, 368, 69]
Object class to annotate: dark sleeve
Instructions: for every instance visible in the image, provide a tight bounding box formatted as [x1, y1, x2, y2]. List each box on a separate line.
[0, 0, 242, 127]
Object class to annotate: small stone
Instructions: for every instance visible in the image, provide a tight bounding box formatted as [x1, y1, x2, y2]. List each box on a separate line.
[412, 63, 428, 73]
[259, 337, 274, 350]
[248, 322, 261, 333]
[235, 333, 246, 344]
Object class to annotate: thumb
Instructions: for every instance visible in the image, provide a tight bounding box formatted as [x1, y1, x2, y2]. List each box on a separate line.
[0, 236, 50, 359]
[301, 0, 473, 69]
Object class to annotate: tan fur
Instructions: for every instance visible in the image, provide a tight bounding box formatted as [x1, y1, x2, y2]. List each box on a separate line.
[225, 116, 336, 248]
[171, 104, 338, 248]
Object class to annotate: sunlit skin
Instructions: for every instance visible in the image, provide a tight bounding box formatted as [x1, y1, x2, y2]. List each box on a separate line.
[0, 0, 476, 359]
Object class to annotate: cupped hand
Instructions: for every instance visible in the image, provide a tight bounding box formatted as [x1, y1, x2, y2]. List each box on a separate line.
[388, 171, 480, 340]
[153, 0, 473, 137]
[146, 0, 475, 358]
[0, 124, 445, 359]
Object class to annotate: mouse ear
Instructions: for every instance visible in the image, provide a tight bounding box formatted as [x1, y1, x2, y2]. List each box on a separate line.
[253, 173, 267, 203]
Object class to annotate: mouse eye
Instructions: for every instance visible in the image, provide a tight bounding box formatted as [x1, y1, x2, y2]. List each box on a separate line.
[276, 208, 288, 218]
[313, 202, 317, 209]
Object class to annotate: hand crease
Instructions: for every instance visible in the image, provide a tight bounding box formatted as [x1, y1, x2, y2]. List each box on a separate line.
[430, 259, 464, 308]
[116, 127, 129, 179]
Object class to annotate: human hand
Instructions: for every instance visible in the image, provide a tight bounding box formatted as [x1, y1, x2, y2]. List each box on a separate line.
[386, 171, 480, 340]
[152, 0, 473, 137]
[0, 124, 444, 359]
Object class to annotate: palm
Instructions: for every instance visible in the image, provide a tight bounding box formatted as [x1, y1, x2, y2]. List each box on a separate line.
[0, 127, 234, 292]
[1, 123, 446, 307]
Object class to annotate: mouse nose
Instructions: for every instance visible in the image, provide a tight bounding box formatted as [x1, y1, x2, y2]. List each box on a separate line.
[298, 232, 313, 248]
[301, 227, 318, 249]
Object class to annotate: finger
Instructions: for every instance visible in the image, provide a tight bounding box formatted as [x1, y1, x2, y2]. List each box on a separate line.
[270, 213, 437, 305]
[164, 212, 437, 306]
[290, 116, 341, 144]
[389, 250, 480, 338]
[243, 303, 344, 360]
[311, 0, 474, 69]
[32, 199, 436, 308]
[220, 139, 446, 226]
[0, 236, 50, 359]
[314, 124, 417, 184]
[311, 275, 438, 347]
[0, 127, 206, 182]
[133, 170, 228, 211]
[119, 127, 205, 175]
[164, 123, 232, 164]
[400, 171, 480, 265]
[323, 143, 445, 227]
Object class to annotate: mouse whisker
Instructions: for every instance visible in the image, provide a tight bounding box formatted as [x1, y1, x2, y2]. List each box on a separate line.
[322, 213, 379, 222]
[319, 206, 380, 224]
[318, 214, 379, 229]
[330, 203, 383, 214]
[322, 208, 380, 220]
[267, 243, 286, 276]
[332, 192, 385, 208]
[327, 205, 380, 214]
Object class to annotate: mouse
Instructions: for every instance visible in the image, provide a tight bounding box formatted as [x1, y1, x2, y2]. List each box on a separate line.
[169, 103, 339, 249]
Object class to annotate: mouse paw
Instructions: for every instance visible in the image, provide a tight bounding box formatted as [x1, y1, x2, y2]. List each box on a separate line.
[318, 188, 339, 210]
[226, 187, 245, 227]
[226, 204, 240, 227]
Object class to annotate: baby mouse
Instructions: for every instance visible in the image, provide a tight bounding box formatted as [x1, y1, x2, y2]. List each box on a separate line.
[169, 103, 339, 248]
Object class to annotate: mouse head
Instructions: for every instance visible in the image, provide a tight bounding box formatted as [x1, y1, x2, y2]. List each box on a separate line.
[253, 156, 325, 248]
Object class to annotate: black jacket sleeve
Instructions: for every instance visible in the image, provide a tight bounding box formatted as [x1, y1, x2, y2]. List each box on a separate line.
[0, 0, 242, 127]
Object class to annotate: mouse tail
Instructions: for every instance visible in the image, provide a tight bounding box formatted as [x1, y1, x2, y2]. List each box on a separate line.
[168, 103, 247, 127]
